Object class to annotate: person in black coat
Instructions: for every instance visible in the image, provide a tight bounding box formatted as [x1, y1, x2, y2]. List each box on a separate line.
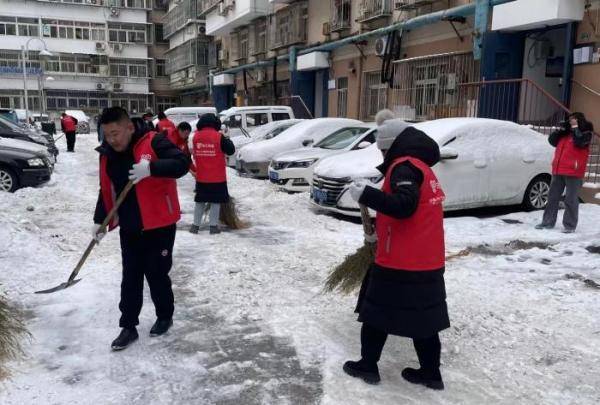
[343, 110, 449, 390]
[189, 114, 235, 234]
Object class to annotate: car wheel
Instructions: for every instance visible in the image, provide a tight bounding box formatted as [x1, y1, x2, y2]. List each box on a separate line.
[522, 175, 550, 211]
[0, 166, 18, 192]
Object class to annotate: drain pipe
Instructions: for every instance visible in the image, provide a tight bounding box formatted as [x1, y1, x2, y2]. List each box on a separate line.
[220, 0, 516, 75]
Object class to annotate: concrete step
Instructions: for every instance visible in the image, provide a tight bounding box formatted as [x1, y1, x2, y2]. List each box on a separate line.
[581, 183, 600, 204]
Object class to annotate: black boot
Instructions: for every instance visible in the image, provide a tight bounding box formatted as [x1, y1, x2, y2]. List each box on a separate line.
[401, 367, 444, 390]
[189, 224, 199, 234]
[150, 318, 173, 337]
[343, 359, 381, 385]
[111, 327, 138, 351]
[209, 226, 221, 235]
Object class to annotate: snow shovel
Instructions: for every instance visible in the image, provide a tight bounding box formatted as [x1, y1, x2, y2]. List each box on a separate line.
[35, 180, 135, 294]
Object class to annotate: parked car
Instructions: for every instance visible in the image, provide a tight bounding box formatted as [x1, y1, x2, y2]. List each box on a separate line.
[268, 125, 377, 192]
[236, 118, 362, 178]
[0, 135, 53, 192]
[227, 119, 304, 167]
[311, 118, 554, 217]
[160, 107, 217, 126]
[0, 115, 57, 161]
[65, 110, 91, 134]
[219, 106, 295, 138]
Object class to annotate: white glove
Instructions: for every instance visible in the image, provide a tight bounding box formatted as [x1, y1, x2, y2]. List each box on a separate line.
[364, 232, 377, 243]
[128, 159, 151, 184]
[92, 224, 106, 244]
[349, 181, 368, 202]
[220, 124, 230, 138]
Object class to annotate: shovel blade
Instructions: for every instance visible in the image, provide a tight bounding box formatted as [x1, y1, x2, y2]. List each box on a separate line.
[35, 278, 82, 294]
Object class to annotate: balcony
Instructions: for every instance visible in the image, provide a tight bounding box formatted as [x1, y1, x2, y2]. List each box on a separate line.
[105, 0, 152, 9]
[394, 0, 440, 10]
[197, 0, 221, 17]
[164, 38, 212, 75]
[205, 0, 270, 36]
[330, 0, 351, 33]
[357, 0, 392, 23]
[163, 0, 199, 39]
[492, 0, 585, 31]
[270, 1, 308, 50]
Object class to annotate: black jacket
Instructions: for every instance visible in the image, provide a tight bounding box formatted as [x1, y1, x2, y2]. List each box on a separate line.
[549, 121, 593, 149]
[93, 129, 190, 232]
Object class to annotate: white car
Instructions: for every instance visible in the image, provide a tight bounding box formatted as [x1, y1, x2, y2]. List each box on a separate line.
[268, 125, 377, 192]
[219, 106, 295, 139]
[228, 119, 304, 167]
[236, 118, 362, 178]
[311, 118, 555, 217]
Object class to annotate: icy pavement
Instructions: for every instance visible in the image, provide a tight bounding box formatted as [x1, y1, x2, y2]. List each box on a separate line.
[1, 135, 600, 404]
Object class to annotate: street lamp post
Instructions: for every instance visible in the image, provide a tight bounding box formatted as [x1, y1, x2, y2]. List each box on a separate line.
[21, 38, 52, 123]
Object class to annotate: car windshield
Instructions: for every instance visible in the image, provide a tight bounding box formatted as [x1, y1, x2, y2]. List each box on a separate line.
[0, 115, 25, 132]
[314, 127, 369, 150]
[264, 123, 296, 139]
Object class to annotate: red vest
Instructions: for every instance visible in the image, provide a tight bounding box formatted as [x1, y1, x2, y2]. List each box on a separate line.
[375, 157, 446, 271]
[166, 128, 196, 176]
[552, 133, 590, 178]
[157, 118, 176, 133]
[62, 116, 77, 132]
[99, 132, 181, 231]
[192, 128, 226, 183]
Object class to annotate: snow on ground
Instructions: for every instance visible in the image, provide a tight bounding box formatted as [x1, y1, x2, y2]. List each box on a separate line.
[1, 134, 600, 404]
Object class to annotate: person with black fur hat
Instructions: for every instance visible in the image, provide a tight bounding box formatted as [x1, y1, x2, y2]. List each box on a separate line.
[189, 113, 235, 234]
[342, 109, 449, 390]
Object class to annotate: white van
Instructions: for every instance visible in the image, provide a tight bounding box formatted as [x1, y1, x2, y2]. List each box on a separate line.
[163, 107, 217, 125]
[219, 106, 295, 137]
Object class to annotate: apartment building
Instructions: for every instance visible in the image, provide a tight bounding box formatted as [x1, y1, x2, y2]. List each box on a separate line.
[0, 0, 158, 117]
[150, 0, 179, 112]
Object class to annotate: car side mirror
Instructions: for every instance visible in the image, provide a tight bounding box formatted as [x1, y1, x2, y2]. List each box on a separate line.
[440, 147, 459, 160]
[302, 139, 314, 147]
[357, 141, 371, 149]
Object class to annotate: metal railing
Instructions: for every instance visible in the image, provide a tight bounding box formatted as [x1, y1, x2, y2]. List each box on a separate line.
[270, 1, 308, 50]
[197, 0, 221, 17]
[357, 0, 393, 23]
[163, 0, 198, 39]
[331, 0, 352, 32]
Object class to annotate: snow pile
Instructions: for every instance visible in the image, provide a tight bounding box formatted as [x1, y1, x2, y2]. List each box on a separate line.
[238, 118, 362, 163]
[0, 134, 599, 404]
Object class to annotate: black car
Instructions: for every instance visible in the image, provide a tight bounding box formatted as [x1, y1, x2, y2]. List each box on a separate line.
[0, 115, 58, 160]
[0, 135, 53, 192]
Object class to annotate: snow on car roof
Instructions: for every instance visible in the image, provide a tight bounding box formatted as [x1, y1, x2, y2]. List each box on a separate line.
[219, 106, 293, 115]
[247, 119, 304, 138]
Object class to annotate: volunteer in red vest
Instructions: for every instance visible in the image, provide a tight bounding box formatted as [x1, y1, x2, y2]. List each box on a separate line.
[167, 121, 196, 177]
[536, 112, 593, 233]
[92, 107, 190, 351]
[60, 112, 78, 152]
[343, 110, 449, 390]
[189, 113, 235, 235]
[156, 111, 176, 133]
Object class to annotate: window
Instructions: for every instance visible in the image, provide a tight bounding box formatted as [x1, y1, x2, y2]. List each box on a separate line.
[155, 59, 167, 77]
[336, 77, 348, 118]
[272, 113, 290, 121]
[108, 22, 148, 44]
[154, 24, 167, 43]
[246, 113, 269, 128]
[362, 71, 387, 120]
[110, 58, 148, 78]
[0, 16, 17, 36]
[41, 19, 105, 42]
[225, 115, 242, 128]
[17, 17, 39, 37]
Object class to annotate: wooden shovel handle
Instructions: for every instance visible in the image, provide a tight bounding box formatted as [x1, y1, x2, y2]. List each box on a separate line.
[359, 204, 374, 236]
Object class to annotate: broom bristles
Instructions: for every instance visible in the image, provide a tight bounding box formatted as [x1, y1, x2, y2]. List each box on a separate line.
[324, 242, 376, 294]
[0, 295, 30, 380]
[219, 198, 249, 230]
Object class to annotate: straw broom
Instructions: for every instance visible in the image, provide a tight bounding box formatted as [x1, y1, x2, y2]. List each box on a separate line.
[324, 204, 375, 294]
[219, 198, 249, 230]
[324, 205, 471, 294]
[0, 295, 30, 380]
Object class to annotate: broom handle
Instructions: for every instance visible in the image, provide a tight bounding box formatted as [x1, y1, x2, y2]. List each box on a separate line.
[359, 204, 374, 236]
[66, 180, 134, 283]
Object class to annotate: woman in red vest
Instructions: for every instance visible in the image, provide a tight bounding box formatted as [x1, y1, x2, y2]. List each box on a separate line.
[156, 111, 176, 133]
[536, 112, 593, 233]
[190, 114, 235, 234]
[343, 110, 449, 390]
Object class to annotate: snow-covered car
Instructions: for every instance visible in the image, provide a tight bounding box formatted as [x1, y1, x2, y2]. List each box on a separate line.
[65, 110, 91, 134]
[219, 106, 295, 139]
[310, 118, 555, 217]
[236, 118, 362, 178]
[268, 125, 377, 192]
[228, 119, 304, 167]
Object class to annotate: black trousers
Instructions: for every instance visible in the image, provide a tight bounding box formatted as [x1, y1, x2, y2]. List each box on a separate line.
[65, 131, 76, 152]
[361, 323, 441, 373]
[119, 224, 176, 328]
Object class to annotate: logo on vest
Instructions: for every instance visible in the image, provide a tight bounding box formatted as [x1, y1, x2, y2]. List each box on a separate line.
[161, 249, 169, 257]
[430, 180, 441, 193]
[140, 154, 152, 161]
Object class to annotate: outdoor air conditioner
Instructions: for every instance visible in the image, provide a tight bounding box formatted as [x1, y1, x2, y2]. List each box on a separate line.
[256, 69, 267, 83]
[375, 37, 388, 57]
[96, 83, 105, 90]
[110, 7, 120, 17]
[96, 42, 106, 51]
[112, 83, 123, 92]
[198, 25, 206, 35]
[322, 22, 331, 36]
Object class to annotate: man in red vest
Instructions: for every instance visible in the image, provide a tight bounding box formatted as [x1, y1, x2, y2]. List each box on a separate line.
[92, 107, 190, 351]
[343, 110, 449, 390]
[156, 111, 176, 133]
[536, 112, 593, 233]
[166, 121, 196, 177]
[60, 112, 78, 152]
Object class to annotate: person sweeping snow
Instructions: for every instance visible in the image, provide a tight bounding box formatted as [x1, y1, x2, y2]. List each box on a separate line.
[342, 110, 450, 390]
[93, 107, 190, 351]
[189, 114, 236, 235]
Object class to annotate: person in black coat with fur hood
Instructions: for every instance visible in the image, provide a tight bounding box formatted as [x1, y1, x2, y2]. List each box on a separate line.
[343, 110, 449, 390]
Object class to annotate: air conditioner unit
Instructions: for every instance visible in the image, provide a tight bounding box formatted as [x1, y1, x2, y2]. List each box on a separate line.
[96, 83, 105, 90]
[198, 25, 206, 35]
[322, 22, 331, 36]
[96, 42, 106, 51]
[110, 7, 120, 17]
[375, 37, 388, 57]
[112, 82, 123, 92]
[218, 49, 228, 61]
[256, 69, 266, 83]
